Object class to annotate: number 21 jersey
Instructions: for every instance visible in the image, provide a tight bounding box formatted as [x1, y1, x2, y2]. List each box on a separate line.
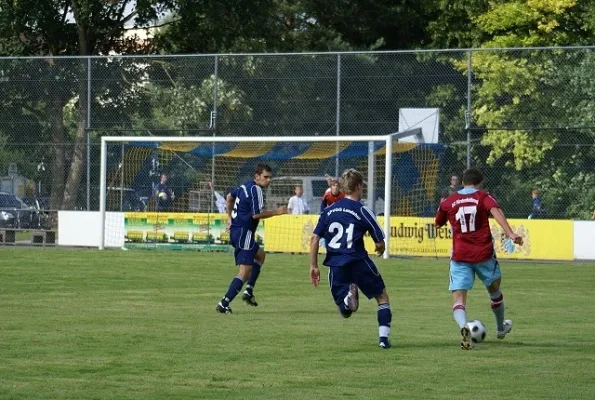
[435, 189, 500, 263]
[313, 198, 385, 267]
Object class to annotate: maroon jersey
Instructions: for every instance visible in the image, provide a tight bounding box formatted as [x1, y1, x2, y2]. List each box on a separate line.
[322, 189, 345, 208]
[435, 189, 500, 263]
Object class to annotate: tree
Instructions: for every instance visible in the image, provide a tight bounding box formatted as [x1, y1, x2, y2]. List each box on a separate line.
[0, 0, 173, 209]
[426, 0, 595, 217]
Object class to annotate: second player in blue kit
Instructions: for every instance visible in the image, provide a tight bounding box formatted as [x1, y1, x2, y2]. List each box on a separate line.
[216, 164, 287, 314]
[309, 169, 393, 349]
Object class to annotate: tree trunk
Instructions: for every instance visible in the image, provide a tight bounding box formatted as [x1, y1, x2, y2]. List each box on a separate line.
[48, 101, 66, 210]
[61, 0, 90, 210]
[61, 116, 86, 209]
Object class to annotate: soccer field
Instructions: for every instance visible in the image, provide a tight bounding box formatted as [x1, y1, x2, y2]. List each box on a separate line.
[1, 248, 594, 399]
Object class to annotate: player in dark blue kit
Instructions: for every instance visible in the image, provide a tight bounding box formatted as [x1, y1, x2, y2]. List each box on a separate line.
[309, 169, 393, 349]
[216, 164, 287, 314]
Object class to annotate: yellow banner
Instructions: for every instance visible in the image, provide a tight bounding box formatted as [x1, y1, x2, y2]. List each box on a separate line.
[263, 216, 574, 261]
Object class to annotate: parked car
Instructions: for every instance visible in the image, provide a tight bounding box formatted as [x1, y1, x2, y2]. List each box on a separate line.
[0, 192, 49, 229]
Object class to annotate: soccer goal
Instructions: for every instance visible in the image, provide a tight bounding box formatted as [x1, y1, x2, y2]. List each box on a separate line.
[98, 129, 445, 258]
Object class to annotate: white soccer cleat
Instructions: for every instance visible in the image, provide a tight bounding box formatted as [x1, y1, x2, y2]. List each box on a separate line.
[346, 284, 359, 312]
[497, 319, 513, 339]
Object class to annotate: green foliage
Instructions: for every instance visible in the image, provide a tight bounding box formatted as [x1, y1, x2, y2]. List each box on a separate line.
[426, 0, 595, 218]
[0, 134, 33, 178]
[133, 76, 252, 132]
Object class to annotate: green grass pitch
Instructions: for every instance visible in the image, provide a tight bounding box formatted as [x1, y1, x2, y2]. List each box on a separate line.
[1, 248, 595, 399]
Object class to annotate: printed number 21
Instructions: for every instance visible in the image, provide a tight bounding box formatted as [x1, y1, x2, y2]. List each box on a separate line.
[328, 222, 354, 249]
[456, 206, 477, 233]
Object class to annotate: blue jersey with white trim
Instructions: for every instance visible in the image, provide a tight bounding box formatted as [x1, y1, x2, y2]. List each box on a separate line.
[229, 180, 265, 233]
[313, 198, 385, 267]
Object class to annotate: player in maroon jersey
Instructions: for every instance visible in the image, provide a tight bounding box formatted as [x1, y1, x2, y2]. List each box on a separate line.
[435, 168, 523, 350]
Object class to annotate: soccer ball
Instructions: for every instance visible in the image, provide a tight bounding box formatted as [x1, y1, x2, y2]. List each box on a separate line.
[467, 320, 487, 343]
[158, 191, 168, 200]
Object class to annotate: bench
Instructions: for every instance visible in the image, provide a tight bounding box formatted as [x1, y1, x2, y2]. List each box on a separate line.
[32, 230, 56, 246]
[0, 229, 56, 246]
[0, 229, 16, 244]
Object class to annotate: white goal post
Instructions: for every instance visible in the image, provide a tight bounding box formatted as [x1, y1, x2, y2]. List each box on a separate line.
[98, 130, 424, 257]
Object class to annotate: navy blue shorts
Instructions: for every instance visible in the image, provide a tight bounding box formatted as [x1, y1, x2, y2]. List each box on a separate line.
[230, 228, 260, 266]
[327, 258, 386, 305]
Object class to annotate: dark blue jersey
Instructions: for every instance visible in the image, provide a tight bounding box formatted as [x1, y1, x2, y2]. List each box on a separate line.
[313, 198, 385, 267]
[229, 180, 265, 233]
[530, 197, 546, 219]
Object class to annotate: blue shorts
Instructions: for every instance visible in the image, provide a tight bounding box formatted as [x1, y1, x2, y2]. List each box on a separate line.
[328, 258, 386, 305]
[449, 256, 501, 291]
[230, 228, 260, 266]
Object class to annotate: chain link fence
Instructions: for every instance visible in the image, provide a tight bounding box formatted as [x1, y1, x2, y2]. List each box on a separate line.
[1, 47, 595, 220]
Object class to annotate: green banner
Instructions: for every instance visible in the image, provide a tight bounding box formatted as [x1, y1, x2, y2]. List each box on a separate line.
[124, 212, 264, 251]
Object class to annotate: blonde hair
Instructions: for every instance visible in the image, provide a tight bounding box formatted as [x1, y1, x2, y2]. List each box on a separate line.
[341, 168, 363, 194]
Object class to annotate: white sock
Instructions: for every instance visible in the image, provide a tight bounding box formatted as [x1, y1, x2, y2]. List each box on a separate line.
[379, 325, 390, 338]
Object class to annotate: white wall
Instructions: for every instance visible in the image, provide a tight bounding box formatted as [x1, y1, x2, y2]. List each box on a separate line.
[574, 221, 595, 260]
[58, 211, 124, 248]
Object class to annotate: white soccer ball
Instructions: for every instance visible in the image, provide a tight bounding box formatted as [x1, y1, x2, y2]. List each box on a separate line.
[158, 191, 168, 200]
[467, 320, 487, 343]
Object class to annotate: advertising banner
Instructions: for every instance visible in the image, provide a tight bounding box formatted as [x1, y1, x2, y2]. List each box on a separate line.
[264, 216, 574, 261]
[123, 212, 264, 251]
[124, 212, 573, 260]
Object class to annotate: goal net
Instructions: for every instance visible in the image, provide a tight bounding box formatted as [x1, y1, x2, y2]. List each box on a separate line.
[99, 134, 446, 258]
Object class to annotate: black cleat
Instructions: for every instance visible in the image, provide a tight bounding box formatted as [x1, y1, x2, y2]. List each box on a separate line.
[379, 337, 391, 349]
[241, 292, 259, 307]
[461, 326, 473, 350]
[216, 303, 232, 314]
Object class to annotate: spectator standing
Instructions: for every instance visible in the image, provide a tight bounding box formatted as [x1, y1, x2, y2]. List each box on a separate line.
[288, 185, 310, 215]
[528, 189, 546, 219]
[441, 174, 461, 200]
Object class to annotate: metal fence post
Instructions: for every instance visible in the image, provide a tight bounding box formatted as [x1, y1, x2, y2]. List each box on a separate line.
[210, 55, 219, 213]
[335, 54, 342, 177]
[86, 56, 92, 210]
[466, 50, 473, 169]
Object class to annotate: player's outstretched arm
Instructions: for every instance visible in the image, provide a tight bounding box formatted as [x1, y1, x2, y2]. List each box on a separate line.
[309, 234, 321, 287]
[490, 207, 524, 245]
[253, 206, 287, 220]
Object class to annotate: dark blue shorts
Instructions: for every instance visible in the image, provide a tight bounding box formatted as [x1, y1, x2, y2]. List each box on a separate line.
[230, 228, 260, 266]
[328, 258, 386, 305]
